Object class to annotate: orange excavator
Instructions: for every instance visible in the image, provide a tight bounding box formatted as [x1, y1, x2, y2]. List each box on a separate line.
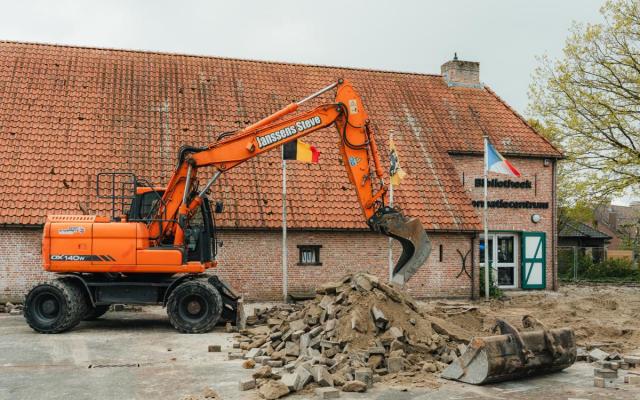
[24, 79, 431, 334]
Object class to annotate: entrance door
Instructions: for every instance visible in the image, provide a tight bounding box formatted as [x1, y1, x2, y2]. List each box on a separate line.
[496, 234, 517, 288]
[521, 232, 546, 289]
[480, 233, 518, 289]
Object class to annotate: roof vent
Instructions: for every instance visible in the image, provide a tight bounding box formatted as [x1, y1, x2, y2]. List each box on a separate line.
[441, 55, 481, 88]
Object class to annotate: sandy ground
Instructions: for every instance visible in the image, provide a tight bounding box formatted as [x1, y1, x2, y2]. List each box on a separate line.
[423, 284, 640, 354]
[2, 308, 639, 400]
[2, 284, 640, 399]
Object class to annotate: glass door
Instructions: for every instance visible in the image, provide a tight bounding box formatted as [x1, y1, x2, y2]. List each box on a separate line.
[480, 233, 518, 289]
[496, 234, 517, 288]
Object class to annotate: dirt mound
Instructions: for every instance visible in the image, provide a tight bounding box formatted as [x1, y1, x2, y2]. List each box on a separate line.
[230, 273, 468, 397]
[425, 285, 640, 354]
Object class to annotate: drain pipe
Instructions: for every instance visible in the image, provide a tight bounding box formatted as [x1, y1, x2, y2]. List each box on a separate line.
[470, 233, 476, 299]
[552, 160, 558, 291]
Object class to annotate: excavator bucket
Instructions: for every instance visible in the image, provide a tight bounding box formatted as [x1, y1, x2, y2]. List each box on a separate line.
[442, 319, 577, 384]
[370, 208, 431, 284]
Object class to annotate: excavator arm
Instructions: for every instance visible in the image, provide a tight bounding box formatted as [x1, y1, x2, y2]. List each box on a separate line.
[152, 79, 431, 284]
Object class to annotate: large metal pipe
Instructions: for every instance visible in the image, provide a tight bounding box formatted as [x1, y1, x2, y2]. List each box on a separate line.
[198, 170, 222, 198]
[296, 81, 339, 105]
[182, 165, 192, 205]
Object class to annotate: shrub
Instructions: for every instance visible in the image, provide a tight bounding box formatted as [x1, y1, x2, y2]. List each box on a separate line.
[579, 257, 639, 281]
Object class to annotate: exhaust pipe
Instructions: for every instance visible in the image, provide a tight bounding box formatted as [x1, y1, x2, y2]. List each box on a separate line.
[369, 207, 431, 284]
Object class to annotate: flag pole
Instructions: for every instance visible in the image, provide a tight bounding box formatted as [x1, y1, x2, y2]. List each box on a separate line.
[483, 135, 490, 301]
[282, 149, 288, 302]
[388, 182, 394, 282]
[388, 131, 394, 282]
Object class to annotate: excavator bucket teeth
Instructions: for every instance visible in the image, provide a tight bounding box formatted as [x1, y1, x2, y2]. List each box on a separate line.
[442, 327, 577, 385]
[371, 208, 431, 285]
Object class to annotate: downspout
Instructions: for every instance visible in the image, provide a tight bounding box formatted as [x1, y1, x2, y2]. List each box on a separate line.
[552, 159, 558, 291]
[470, 233, 476, 299]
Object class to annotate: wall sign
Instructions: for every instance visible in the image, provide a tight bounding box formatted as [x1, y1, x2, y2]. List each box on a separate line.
[471, 200, 549, 209]
[475, 178, 532, 189]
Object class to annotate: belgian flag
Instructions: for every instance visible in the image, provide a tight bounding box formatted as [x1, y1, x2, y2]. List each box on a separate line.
[283, 139, 320, 163]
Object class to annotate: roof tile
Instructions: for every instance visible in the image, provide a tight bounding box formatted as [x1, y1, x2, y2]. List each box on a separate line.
[0, 41, 561, 230]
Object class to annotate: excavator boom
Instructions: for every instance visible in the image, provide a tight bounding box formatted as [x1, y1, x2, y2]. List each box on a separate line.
[155, 79, 431, 283]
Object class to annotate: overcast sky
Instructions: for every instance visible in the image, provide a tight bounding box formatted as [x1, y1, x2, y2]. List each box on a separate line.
[0, 0, 605, 113]
[4, 1, 632, 204]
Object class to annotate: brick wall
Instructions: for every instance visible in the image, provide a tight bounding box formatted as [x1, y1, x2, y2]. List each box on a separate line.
[0, 154, 557, 301]
[0, 227, 52, 302]
[450, 154, 556, 290]
[0, 227, 476, 302]
[213, 230, 476, 301]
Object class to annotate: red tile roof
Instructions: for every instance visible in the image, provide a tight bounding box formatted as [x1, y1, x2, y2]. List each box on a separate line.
[0, 41, 561, 230]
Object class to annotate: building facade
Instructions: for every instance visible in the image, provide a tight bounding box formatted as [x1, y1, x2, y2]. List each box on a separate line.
[0, 42, 562, 302]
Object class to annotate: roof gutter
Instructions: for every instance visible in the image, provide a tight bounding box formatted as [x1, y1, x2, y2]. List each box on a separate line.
[0, 223, 43, 229]
[447, 150, 565, 160]
[216, 227, 481, 234]
[1, 224, 482, 233]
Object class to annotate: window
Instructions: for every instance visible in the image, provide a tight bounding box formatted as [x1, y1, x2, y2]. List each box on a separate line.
[297, 245, 322, 266]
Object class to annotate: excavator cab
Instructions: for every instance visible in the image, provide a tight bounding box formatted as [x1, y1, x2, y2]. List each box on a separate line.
[125, 181, 218, 263]
[127, 186, 165, 223]
[96, 172, 218, 264]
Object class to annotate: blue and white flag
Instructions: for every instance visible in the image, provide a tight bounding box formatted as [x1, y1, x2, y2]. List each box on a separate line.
[485, 139, 521, 177]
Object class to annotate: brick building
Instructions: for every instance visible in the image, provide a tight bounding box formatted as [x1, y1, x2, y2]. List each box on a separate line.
[595, 202, 640, 250]
[0, 42, 562, 302]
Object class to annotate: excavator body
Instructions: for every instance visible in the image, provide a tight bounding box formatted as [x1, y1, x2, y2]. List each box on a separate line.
[43, 187, 214, 275]
[25, 79, 430, 334]
[45, 218, 192, 273]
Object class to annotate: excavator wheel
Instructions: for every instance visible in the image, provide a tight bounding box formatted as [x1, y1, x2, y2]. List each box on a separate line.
[83, 305, 110, 321]
[24, 278, 88, 334]
[166, 278, 222, 333]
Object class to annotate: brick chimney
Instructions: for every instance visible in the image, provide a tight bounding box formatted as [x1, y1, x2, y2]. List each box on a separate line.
[441, 53, 481, 88]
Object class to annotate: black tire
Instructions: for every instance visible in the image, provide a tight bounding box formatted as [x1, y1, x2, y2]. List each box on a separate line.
[24, 278, 88, 333]
[84, 305, 110, 320]
[166, 279, 222, 333]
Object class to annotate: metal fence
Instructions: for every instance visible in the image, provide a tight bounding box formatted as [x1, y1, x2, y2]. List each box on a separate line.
[558, 246, 607, 281]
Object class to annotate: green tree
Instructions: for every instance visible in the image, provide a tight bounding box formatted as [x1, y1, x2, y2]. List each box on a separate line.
[529, 0, 640, 204]
[528, 118, 600, 228]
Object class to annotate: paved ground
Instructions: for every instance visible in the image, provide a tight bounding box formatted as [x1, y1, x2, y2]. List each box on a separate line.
[0, 308, 638, 400]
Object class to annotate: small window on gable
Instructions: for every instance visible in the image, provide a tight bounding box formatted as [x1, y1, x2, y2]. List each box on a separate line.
[298, 245, 322, 266]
